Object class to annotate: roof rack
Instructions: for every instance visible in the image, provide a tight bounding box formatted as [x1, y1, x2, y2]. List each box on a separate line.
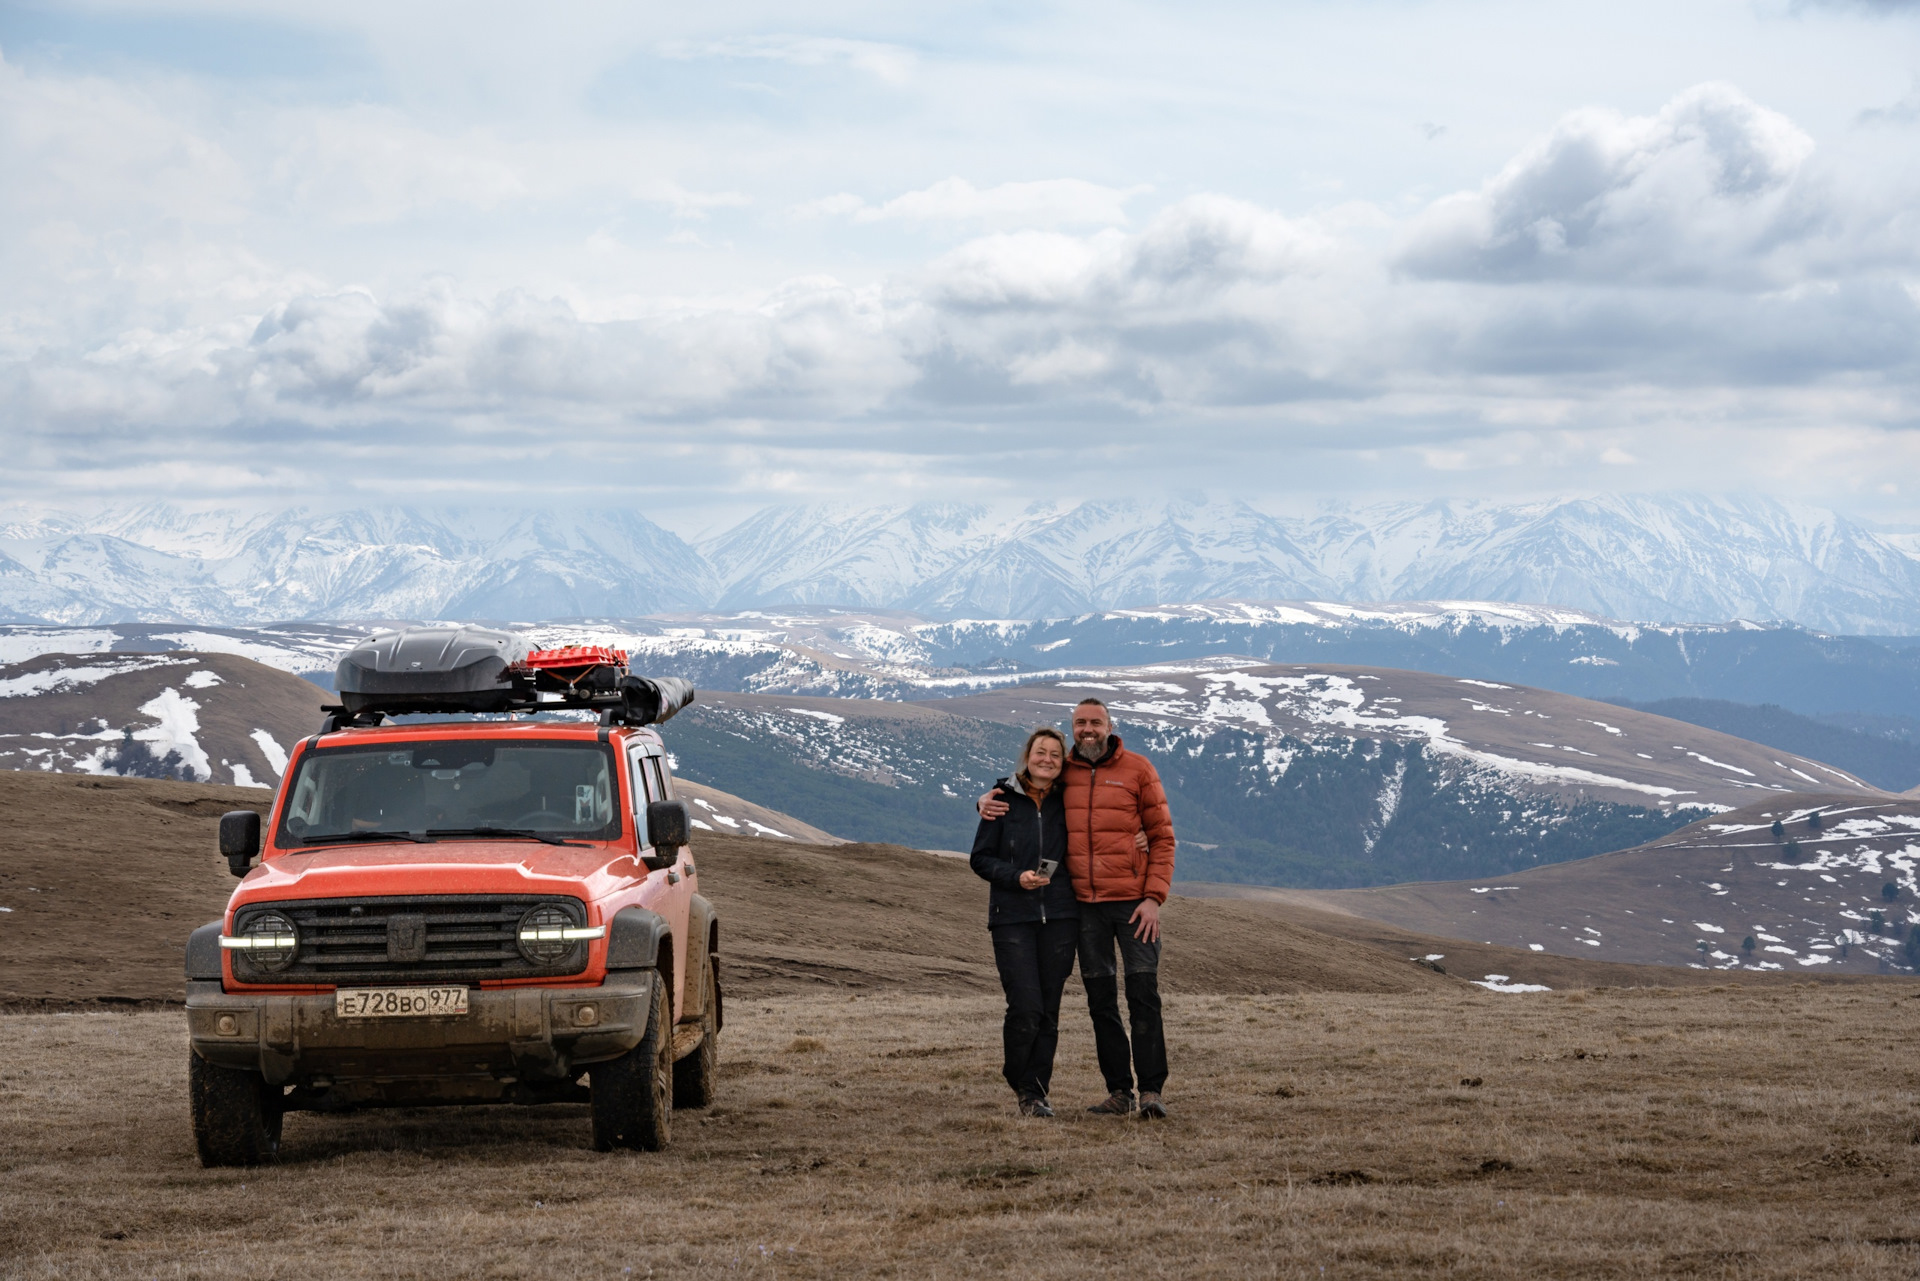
[323, 626, 695, 732]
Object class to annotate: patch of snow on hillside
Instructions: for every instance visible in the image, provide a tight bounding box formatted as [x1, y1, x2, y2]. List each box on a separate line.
[1456, 680, 1512, 690]
[1473, 974, 1551, 993]
[0, 629, 120, 663]
[133, 688, 210, 780]
[835, 624, 931, 665]
[787, 708, 847, 726]
[145, 630, 350, 672]
[0, 656, 185, 698]
[250, 729, 289, 776]
[184, 669, 223, 688]
[1431, 743, 1691, 798]
[1685, 751, 1754, 777]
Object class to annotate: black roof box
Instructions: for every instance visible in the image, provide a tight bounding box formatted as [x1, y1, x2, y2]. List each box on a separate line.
[336, 626, 527, 716]
[330, 626, 696, 728]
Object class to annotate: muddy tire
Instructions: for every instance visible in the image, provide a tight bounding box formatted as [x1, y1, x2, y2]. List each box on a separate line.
[673, 946, 719, 1109]
[592, 974, 672, 1151]
[190, 1053, 282, 1167]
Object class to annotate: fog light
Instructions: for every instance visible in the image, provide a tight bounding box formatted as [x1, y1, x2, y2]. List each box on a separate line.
[575, 1005, 598, 1027]
[216, 1014, 238, 1036]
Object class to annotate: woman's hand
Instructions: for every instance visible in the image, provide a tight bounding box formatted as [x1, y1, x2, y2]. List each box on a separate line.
[1018, 870, 1050, 890]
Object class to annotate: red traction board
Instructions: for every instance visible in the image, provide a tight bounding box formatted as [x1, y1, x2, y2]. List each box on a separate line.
[518, 645, 629, 672]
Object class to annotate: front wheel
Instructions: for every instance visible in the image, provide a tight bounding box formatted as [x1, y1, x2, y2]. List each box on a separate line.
[591, 974, 672, 1151]
[190, 1053, 282, 1167]
[673, 946, 719, 1109]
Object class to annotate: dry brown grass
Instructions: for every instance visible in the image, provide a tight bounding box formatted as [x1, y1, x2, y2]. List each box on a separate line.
[7, 984, 1920, 1278]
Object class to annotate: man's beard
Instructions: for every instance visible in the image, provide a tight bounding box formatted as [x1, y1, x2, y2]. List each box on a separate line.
[1074, 733, 1110, 761]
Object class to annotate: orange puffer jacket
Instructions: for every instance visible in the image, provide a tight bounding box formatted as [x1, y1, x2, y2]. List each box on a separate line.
[1061, 736, 1177, 905]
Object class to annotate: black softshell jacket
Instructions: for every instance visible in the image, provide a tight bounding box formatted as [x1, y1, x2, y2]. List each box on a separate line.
[969, 780, 1079, 927]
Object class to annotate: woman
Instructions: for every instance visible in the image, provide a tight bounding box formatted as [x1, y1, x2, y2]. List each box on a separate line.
[970, 727, 1080, 1117]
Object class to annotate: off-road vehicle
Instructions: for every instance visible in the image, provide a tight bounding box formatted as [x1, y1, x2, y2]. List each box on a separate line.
[184, 627, 721, 1165]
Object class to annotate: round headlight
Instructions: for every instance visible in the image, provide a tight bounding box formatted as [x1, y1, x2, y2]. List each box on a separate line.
[517, 904, 575, 965]
[242, 910, 299, 972]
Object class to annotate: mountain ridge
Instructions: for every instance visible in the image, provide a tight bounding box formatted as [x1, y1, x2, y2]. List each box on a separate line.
[6, 492, 1920, 632]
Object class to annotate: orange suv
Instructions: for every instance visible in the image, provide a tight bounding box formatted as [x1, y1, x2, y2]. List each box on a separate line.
[183, 627, 720, 1165]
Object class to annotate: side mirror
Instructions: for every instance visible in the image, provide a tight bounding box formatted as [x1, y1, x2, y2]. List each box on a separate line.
[642, 799, 690, 871]
[219, 810, 261, 878]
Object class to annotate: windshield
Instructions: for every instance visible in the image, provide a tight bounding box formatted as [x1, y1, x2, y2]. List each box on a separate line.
[276, 739, 623, 846]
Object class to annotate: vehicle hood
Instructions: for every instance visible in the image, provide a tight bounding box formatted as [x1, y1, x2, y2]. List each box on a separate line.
[233, 838, 646, 909]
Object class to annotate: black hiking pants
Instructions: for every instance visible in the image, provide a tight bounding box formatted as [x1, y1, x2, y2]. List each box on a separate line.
[989, 918, 1079, 1100]
[1077, 899, 1168, 1096]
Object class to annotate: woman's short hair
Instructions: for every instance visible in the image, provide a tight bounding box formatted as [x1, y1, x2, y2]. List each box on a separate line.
[1014, 726, 1069, 794]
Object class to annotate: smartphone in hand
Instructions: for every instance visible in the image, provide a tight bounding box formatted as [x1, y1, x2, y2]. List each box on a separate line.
[1037, 858, 1059, 880]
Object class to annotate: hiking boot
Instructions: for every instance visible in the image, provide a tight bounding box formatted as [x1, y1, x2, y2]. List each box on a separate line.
[1087, 1090, 1136, 1115]
[1137, 1092, 1168, 1120]
[1018, 1095, 1055, 1118]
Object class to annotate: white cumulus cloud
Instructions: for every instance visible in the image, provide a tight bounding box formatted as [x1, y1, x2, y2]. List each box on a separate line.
[1397, 83, 1825, 286]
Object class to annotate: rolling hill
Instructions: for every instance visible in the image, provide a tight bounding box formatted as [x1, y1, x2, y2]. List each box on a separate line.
[0, 769, 1460, 1005]
[1225, 792, 1920, 974]
[0, 769, 1840, 1009]
[0, 649, 839, 844]
[0, 651, 326, 788]
[664, 662, 1886, 887]
[1605, 697, 1920, 792]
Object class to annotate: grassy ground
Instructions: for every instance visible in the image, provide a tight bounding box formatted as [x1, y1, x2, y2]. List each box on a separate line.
[6, 983, 1920, 1278]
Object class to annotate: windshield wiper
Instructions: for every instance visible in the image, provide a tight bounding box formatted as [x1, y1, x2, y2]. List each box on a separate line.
[295, 830, 431, 845]
[426, 826, 588, 848]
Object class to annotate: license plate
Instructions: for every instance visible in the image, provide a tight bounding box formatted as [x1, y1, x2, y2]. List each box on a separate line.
[334, 986, 469, 1018]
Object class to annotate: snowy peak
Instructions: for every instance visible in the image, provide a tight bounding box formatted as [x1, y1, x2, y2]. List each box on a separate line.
[2, 493, 1919, 631]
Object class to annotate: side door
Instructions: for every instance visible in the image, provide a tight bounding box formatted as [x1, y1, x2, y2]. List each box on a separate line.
[627, 743, 692, 1021]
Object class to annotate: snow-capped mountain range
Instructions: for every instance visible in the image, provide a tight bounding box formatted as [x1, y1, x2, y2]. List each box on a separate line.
[5, 493, 1920, 633]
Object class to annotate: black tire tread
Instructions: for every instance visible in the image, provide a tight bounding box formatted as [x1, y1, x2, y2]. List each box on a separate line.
[673, 948, 719, 1108]
[591, 976, 672, 1151]
[189, 1053, 281, 1167]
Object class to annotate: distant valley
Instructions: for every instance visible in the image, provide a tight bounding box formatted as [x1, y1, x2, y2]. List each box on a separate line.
[662, 663, 1883, 888]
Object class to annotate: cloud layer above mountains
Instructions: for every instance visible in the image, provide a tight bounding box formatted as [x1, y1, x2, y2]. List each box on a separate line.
[2, 2, 1918, 518]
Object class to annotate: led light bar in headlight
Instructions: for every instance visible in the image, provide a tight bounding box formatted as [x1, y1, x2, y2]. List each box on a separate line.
[517, 925, 606, 942]
[516, 904, 601, 964]
[219, 909, 300, 972]
[219, 932, 298, 949]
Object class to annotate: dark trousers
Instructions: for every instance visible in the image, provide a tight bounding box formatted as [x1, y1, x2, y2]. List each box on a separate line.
[989, 919, 1079, 1100]
[1077, 899, 1168, 1096]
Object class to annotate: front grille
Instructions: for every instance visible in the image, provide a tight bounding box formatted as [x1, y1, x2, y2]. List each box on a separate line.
[230, 895, 589, 985]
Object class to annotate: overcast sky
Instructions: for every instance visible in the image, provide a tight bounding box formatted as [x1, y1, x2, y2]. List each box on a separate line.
[2, 0, 1918, 531]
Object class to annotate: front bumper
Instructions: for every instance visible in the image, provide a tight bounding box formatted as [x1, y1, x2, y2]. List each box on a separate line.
[185, 972, 656, 1099]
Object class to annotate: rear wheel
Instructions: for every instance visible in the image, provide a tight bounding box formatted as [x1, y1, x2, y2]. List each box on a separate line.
[190, 1053, 282, 1167]
[591, 974, 672, 1151]
[673, 946, 719, 1109]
